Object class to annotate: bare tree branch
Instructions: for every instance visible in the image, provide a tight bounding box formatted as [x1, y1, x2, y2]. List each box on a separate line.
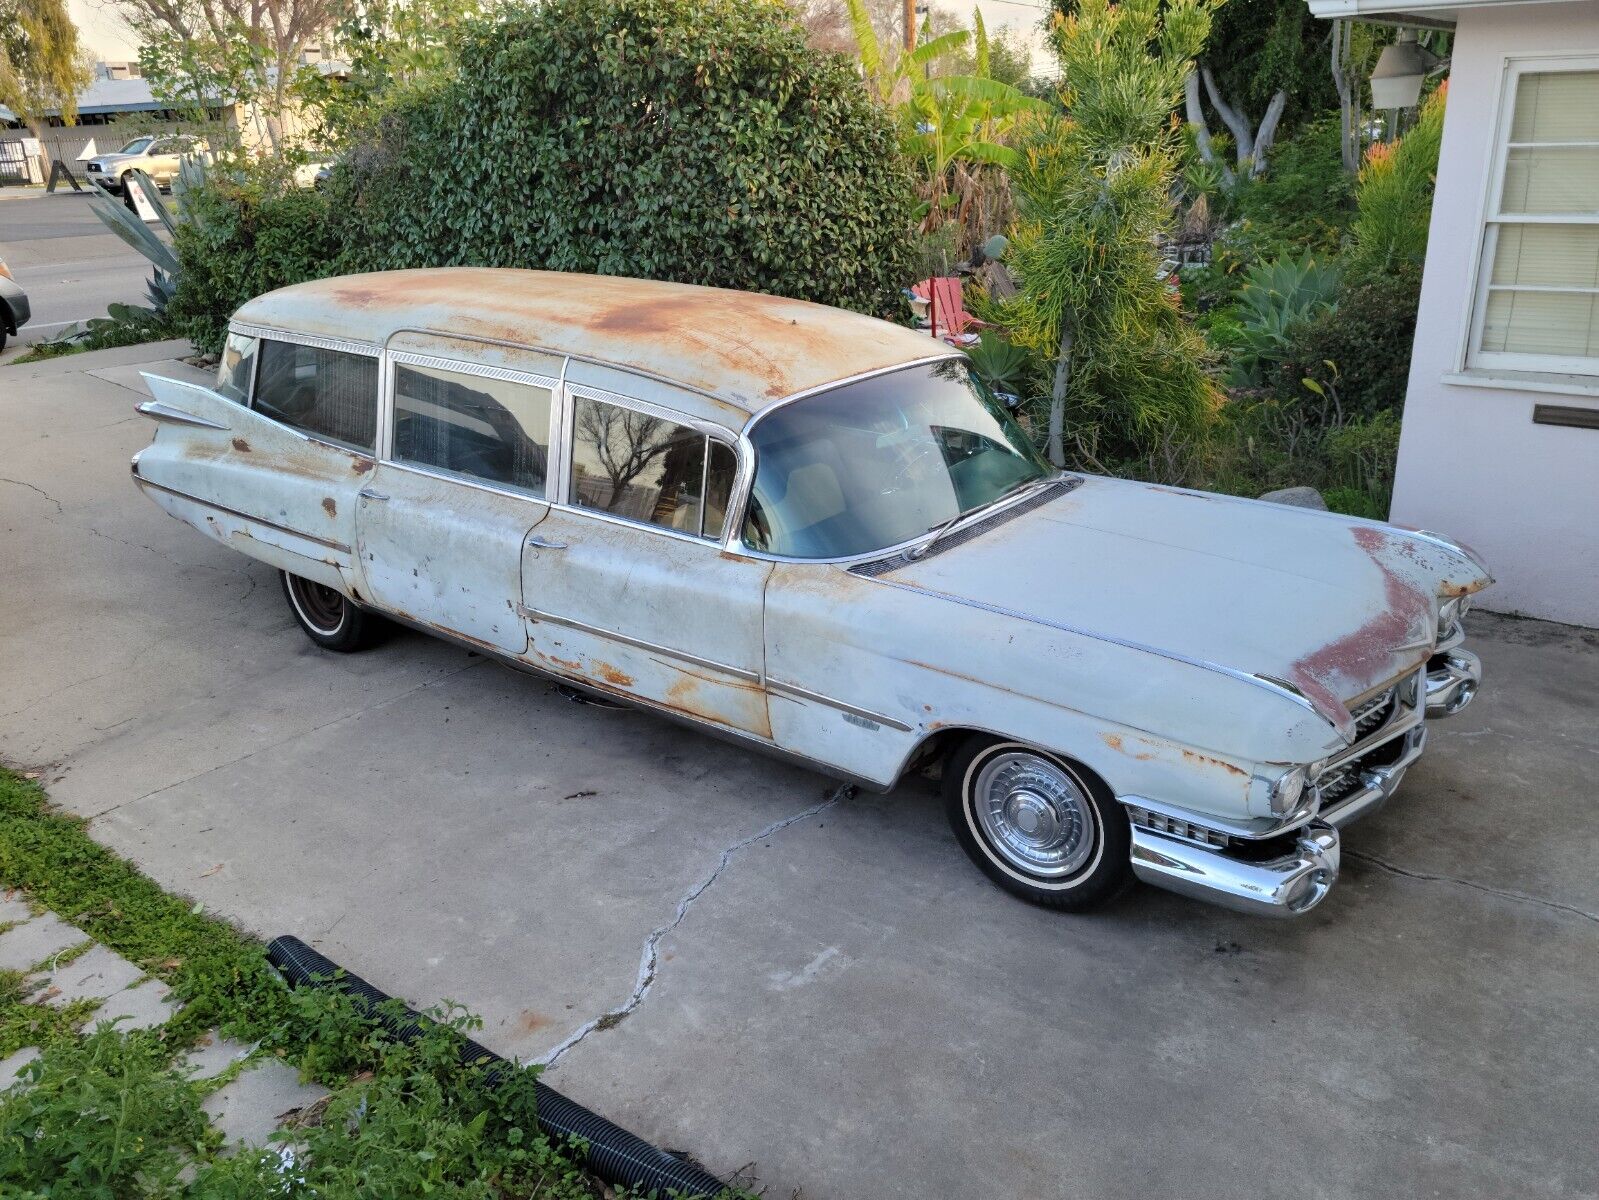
[1183, 69, 1234, 187]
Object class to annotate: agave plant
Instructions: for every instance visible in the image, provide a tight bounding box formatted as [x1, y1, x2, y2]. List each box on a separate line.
[87, 158, 209, 316]
[964, 330, 1033, 399]
[1227, 252, 1341, 385]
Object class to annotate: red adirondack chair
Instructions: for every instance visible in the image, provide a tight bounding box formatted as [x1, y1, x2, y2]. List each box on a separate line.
[926, 276, 986, 345]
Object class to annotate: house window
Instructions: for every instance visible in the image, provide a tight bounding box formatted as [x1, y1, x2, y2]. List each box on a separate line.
[1470, 62, 1599, 374]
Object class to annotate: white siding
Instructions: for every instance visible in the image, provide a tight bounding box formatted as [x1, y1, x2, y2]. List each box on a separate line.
[1393, 0, 1599, 626]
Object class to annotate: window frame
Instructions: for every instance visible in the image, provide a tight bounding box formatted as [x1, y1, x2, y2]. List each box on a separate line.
[248, 334, 383, 455]
[382, 350, 561, 503]
[1465, 55, 1599, 377]
[218, 326, 261, 406]
[561, 381, 740, 545]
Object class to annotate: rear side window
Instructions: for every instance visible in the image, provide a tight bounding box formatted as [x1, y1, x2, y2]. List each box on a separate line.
[393, 362, 552, 496]
[215, 332, 256, 404]
[568, 394, 736, 540]
[253, 340, 378, 451]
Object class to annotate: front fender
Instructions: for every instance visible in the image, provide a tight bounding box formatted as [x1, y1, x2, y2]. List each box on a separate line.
[764, 563, 1340, 823]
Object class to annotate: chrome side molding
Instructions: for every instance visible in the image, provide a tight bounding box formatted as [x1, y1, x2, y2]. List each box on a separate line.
[137, 400, 231, 431]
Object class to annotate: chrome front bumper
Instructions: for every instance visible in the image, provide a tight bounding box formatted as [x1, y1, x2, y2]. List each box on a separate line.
[1425, 648, 1481, 717]
[1131, 822, 1340, 917]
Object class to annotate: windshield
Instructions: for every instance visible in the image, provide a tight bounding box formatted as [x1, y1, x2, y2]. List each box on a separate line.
[743, 359, 1053, 559]
[117, 137, 153, 154]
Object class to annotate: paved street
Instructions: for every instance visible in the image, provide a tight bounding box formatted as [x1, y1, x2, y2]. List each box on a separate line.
[2, 343, 1596, 1198]
[1, 189, 153, 349]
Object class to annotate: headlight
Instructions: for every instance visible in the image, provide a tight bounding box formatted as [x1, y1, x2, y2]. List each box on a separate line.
[1270, 765, 1308, 815]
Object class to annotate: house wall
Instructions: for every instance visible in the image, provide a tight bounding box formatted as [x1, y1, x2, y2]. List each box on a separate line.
[1392, 0, 1599, 627]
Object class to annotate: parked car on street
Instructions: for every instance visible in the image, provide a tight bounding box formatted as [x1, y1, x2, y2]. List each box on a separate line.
[129, 268, 1491, 917]
[83, 135, 207, 195]
[0, 253, 29, 352]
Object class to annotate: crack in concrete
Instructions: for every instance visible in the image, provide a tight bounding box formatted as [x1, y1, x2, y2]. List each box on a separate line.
[0, 477, 64, 514]
[538, 783, 853, 1069]
[1346, 850, 1599, 926]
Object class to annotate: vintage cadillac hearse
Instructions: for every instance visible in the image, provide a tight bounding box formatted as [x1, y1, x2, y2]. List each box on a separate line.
[131, 268, 1490, 917]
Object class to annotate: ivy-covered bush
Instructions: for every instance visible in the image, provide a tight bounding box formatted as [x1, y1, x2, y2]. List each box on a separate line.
[329, 0, 914, 313]
[169, 179, 342, 355]
[1271, 265, 1422, 423]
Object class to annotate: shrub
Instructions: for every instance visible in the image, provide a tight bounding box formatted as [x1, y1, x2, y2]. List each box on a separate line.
[1233, 116, 1355, 255]
[331, 0, 915, 313]
[169, 175, 342, 355]
[1271, 264, 1422, 422]
[1347, 83, 1446, 279]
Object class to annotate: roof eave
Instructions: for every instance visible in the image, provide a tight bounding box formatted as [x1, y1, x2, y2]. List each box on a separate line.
[1308, 0, 1590, 27]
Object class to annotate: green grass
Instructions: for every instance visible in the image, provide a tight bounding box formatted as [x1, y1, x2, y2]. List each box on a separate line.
[0, 766, 741, 1198]
[0, 768, 285, 1048]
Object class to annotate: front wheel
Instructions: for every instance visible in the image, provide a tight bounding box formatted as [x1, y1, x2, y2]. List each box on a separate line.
[944, 736, 1130, 910]
[280, 571, 383, 652]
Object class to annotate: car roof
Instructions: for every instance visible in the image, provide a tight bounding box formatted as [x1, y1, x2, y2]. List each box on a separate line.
[231, 268, 949, 413]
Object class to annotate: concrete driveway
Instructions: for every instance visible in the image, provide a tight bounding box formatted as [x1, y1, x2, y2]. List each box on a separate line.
[2, 344, 1596, 1199]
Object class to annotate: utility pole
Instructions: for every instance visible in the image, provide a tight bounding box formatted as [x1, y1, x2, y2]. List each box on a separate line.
[904, 0, 916, 52]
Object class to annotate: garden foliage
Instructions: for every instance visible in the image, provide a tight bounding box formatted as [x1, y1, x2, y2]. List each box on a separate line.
[171, 0, 917, 353]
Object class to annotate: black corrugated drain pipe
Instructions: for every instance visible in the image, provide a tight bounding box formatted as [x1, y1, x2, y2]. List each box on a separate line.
[266, 935, 726, 1199]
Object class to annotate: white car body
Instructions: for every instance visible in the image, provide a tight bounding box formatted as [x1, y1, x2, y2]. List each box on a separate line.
[130, 268, 1490, 917]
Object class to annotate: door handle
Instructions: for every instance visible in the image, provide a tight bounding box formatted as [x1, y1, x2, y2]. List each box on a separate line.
[359, 487, 390, 502]
[526, 533, 567, 550]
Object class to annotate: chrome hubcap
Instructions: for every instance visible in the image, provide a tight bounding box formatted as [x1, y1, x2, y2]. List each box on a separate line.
[973, 751, 1095, 878]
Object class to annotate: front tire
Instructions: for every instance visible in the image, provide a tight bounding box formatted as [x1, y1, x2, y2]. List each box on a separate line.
[280, 571, 382, 652]
[944, 736, 1130, 910]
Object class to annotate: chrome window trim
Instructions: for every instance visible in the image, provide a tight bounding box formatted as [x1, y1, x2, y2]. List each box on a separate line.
[561, 381, 740, 544]
[729, 471, 1077, 567]
[766, 678, 913, 732]
[518, 605, 761, 684]
[381, 350, 561, 500]
[130, 472, 350, 554]
[379, 459, 554, 507]
[231, 322, 380, 359]
[248, 335, 382, 457]
[725, 352, 1026, 562]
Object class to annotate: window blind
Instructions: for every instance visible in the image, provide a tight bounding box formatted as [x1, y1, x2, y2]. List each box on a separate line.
[1474, 67, 1599, 371]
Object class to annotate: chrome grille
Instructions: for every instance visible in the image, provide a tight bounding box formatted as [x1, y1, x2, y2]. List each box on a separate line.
[1349, 686, 1396, 739]
[1126, 805, 1230, 849]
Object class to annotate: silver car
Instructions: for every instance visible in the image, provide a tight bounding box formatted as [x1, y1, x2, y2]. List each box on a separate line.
[129, 268, 1491, 919]
[83, 135, 206, 194]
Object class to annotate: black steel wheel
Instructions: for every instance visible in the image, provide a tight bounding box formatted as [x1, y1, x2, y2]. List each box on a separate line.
[280, 571, 382, 652]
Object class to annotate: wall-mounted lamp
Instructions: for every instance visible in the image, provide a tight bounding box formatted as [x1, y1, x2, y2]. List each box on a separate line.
[1370, 29, 1441, 111]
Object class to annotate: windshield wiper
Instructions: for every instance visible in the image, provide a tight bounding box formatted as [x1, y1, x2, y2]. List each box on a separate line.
[906, 474, 1057, 561]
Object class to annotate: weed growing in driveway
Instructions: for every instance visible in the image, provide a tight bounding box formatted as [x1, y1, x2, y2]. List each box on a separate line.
[0, 768, 286, 1048]
[0, 766, 744, 1198]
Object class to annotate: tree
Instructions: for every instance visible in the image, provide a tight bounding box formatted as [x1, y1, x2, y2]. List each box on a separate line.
[0, 0, 94, 148]
[1181, 0, 1338, 181]
[294, 0, 486, 141]
[1002, 0, 1222, 470]
[115, 0, 350, 152]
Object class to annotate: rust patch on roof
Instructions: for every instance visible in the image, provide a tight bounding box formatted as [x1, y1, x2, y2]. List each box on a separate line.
[321, 497, 336, 518]
[230, 437, 251, 453]
[236, 269, 945, 412]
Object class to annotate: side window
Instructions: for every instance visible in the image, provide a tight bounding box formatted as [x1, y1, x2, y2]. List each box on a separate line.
[393, 361, 551, 496]
[215, 332, 257, 404]
[253, 340, 378, 451]
[568, 394, 736, 540]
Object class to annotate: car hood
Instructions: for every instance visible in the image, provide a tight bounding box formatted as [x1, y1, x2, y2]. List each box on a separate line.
[879, 475, 1491, 740]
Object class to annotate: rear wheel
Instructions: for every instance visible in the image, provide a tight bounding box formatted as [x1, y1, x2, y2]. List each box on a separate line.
[280, 571, 382, 652]
[944, 735, 1130, 910]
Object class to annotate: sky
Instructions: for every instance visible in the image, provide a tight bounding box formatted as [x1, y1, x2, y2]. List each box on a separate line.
[64, 0, 1060, 79]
